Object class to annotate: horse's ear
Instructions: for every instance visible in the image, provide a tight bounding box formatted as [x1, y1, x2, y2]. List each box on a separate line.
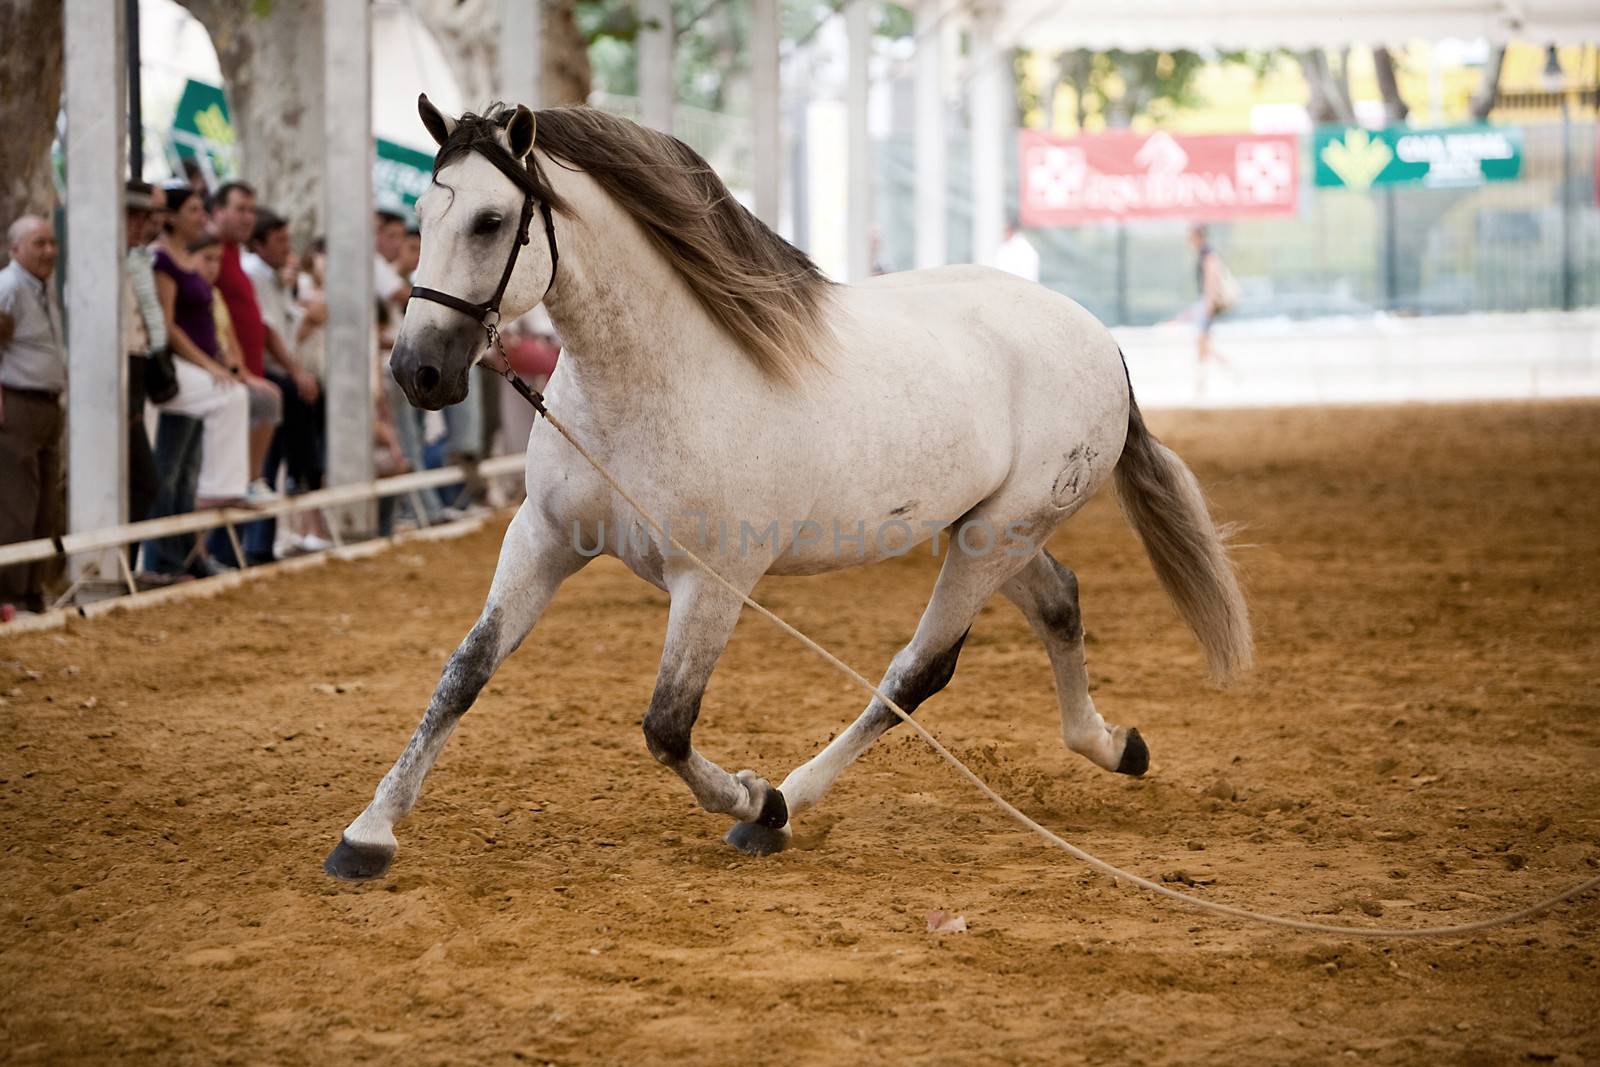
[418, 93, 456, 147]
[506, 104, 537, 161]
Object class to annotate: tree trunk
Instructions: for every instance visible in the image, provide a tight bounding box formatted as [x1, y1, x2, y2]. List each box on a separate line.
[1299, 49, 1355, 125]
[0, 0, 65, 253]
[1470, 45, 1505, 121]
[1373, 46, 1409, 125]
[1038, 54, 1060, 131]
[1063, 50, 1091, 130]
[411, 0, 592, 109]
[180, 0, 326, 247]
[543, 0, 595, 105]
[410, 0, 498, 108]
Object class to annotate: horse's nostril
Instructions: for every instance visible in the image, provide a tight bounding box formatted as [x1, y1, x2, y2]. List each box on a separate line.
[416, 365, 442, 392]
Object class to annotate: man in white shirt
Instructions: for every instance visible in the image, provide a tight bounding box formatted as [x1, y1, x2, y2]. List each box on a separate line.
[0, 215, 67, 614]
[374, 209, 411, 319]
[993, 218, 1041, 283]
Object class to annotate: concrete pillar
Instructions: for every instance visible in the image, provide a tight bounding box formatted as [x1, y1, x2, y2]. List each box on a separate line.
[846, 0, 872, 281]
[323, 0, 374, 528]
[637, 0, 674, 132]
[751, 0, 781, 228]
[64, 0, 128, 568]
[913, 0, 946, 268]
[499, 0, 542, 106]
[968, 0, 1005, 267]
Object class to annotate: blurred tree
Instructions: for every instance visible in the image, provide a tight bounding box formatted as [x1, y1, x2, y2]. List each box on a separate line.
[179, 0, 326, 245]
[411, 0, 498, 106]
[0, 0, 64, 245]
[1469, 45, 1505, 120]
[1298, 48, 1356, 124]
[1372, 46, 1410, 124]
[1030, 48, 1211, 130]
[411, 0, 613, 110]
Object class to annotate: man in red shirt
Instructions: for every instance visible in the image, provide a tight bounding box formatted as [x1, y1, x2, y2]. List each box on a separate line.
[209, 181, 319, 502]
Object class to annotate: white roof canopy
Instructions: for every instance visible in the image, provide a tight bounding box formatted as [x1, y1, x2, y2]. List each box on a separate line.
[995, 0, 1600, 51]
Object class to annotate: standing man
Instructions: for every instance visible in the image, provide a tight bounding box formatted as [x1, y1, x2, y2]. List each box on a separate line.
[245, 209, 330, 554]
[210, 181, 310, 506]
[375, 209, 444, 523]
[993, 217, 1040, 283]
[377, 209, 479, 512]
[124, 182, 165, 534]
[212, 182, 323, 562]
[0, 216, 67, 616]
[397, 225, 421, 282]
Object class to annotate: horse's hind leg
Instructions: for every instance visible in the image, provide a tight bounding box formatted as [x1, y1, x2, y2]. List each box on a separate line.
[642, 569, 792, 832]
[322, 503, 587, 881]
[999, 548, 1147, 775]
[728, 531, 1033, 856]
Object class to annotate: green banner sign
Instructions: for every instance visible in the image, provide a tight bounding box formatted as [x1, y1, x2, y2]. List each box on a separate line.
[374, 140, 436, 221]
[1314, 125, 1522, 190]
[170, 78, 236, 179]
[168, 78, 435, 222]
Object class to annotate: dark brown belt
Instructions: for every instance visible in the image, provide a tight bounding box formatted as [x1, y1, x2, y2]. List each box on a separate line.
[0, 384, 63, 402]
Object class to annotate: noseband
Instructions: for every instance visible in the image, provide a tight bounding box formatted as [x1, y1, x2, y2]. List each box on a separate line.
[407, 139, 559, 350]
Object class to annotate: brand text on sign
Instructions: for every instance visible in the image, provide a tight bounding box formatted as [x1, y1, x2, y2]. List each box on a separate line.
[1019, 129, 1300, 226]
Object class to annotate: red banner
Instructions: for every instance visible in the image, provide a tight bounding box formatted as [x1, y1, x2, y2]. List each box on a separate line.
[1019, 129, 1299, 225]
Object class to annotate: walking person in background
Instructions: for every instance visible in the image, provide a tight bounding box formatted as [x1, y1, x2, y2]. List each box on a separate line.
[1188, 224, 1239, 392]
[0, 216, 67, 618]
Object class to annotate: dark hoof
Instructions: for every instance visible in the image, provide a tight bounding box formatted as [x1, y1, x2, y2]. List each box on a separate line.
[322, 835, 395, 881]
[725, 820, 791, 857]
[1115, 728, 1150, 777]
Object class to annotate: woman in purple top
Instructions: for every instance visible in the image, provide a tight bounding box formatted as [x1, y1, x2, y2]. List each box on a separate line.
[148, 184, 251, 511]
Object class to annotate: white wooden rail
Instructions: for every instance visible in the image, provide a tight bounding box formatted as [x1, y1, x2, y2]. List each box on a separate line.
[0, 455, 525, 575]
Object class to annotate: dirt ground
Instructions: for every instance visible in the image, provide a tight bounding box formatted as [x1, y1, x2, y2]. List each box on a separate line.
[2, 401, 1597, 1066]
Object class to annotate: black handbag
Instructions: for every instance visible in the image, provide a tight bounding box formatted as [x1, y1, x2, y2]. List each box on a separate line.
[143, 345, 179, 405]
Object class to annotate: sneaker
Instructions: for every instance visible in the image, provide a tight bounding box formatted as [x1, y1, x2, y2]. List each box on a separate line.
[134, 571, 195, 591]
[188, 557, 236, 579]
[245, 479, 282, 506]
[295, 533, 334, 553]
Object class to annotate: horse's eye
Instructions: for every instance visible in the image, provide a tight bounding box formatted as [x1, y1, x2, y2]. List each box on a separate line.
[473, 215, 503, 236]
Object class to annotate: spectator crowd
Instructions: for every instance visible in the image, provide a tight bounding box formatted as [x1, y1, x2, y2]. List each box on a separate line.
[0, 176, 562, 621]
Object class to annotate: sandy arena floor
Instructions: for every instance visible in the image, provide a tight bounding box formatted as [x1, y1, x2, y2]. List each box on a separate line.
[1, 401, 1597, 1065]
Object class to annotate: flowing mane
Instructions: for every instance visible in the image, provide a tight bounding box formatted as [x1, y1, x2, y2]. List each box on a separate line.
[434, 104, 833, 383]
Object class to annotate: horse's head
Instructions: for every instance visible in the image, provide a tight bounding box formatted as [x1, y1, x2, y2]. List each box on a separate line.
[392, 95, 554, 410]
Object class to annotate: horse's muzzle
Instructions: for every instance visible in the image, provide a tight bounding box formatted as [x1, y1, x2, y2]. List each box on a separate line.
[390, 335, 473, 410]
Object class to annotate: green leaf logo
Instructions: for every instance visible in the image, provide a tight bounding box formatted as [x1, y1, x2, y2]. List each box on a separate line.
[194, 104, 235, 148]
[1320, 128, 1392, 190]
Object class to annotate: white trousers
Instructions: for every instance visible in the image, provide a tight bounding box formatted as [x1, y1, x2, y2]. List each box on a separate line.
[157, 359, 251, 500]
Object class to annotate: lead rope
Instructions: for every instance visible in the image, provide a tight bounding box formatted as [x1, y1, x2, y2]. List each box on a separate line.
[484, 354, 1598, 939]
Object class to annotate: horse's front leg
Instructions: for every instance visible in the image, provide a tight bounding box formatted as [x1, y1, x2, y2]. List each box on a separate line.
[322, 503, 587, 880]
[643, 572, 788, 833]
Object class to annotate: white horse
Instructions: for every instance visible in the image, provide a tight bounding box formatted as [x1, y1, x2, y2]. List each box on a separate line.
[322, 99, 1252, 881]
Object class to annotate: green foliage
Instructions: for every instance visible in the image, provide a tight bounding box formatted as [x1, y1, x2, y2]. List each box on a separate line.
[1032, 48, 1287, 129]
[580, 0, 920, 112]
[576, 0, 648, 44]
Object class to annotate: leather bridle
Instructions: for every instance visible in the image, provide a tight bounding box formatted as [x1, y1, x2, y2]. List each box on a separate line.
[407, 139, 558, 353]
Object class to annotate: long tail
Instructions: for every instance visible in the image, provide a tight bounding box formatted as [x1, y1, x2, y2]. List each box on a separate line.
[1112, 376, 1253, 682]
